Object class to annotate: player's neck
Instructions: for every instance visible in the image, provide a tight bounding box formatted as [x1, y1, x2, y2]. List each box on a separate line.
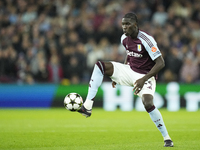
[130, 29, 139, 39]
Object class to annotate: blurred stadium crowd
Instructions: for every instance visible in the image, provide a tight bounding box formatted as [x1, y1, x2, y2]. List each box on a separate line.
[0, 0, 200, 85]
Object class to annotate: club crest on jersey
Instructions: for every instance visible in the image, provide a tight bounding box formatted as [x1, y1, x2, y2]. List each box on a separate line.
[137, 44, 142, 51]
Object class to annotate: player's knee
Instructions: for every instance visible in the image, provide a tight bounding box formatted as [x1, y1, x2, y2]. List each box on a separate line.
[96, 61, 113, 76]
[142, 94, 154, 111]
[104, 62, 114, 76]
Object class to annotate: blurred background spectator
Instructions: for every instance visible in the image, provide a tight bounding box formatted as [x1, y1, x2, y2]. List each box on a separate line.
[0, 0, 200, 84]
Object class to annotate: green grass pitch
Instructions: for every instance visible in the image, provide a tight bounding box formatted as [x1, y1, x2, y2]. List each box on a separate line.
[0, 108, 200, 150]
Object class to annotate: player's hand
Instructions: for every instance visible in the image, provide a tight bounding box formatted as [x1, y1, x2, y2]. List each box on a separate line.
[112, 81, 117, 88]
[133, 78, 145, 95]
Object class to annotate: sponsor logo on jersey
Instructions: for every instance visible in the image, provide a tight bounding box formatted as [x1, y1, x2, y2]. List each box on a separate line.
[126, 50, 143, 58]
[137, 44, 142, 51]
[151, 46, 157, 52]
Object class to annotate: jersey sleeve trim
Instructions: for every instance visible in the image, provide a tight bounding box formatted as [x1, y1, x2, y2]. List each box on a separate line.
[138, 31, 161, 60]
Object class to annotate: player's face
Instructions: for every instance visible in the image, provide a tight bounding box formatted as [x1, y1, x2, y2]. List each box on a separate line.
[122, 18, 137, 37]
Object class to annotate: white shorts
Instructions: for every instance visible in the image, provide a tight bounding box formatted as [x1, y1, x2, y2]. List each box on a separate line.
[110, 61, 156, 98]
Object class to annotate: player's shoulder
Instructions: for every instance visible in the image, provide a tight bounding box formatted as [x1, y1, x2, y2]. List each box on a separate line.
[121, 34, 127, 44]
[137, 30, 157, 47]
[138, 30, 154, 39]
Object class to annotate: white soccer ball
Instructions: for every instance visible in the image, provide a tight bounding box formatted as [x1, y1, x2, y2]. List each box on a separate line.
[64, 93, 83, 111]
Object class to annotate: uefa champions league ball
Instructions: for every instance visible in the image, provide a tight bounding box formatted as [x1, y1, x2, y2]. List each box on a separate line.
[64, 93, 83, 111]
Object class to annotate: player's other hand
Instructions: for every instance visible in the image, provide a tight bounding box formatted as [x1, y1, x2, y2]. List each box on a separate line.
[133, 78, 145, 95]
[112, 81, 117, 88]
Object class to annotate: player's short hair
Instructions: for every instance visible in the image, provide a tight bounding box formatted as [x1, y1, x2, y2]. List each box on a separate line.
[123, 12, 138, 24]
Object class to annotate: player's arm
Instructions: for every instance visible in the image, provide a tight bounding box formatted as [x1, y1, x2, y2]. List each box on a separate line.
[133, 55, 165, 94]
[142, 55, 165, 81]
[124, 55, 128, 64]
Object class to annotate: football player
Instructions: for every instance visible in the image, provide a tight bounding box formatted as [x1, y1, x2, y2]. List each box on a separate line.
[78, 12, 173, 147]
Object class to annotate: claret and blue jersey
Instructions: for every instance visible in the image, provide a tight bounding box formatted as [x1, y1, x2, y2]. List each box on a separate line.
[121, 30, 162, 74]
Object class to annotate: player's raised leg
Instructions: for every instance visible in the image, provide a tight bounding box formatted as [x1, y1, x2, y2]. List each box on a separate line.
[78, 61, 113, 117]
[142, 94, 173, 147]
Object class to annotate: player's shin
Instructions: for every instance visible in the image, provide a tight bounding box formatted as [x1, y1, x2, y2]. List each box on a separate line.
[147, 105, 171, 141]
[84, 61, 105, 110]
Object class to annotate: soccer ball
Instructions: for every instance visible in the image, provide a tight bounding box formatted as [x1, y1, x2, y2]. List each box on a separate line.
[64, 93, 83, 111]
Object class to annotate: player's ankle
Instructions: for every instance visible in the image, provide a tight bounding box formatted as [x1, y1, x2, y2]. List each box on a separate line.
[84, 99, 94, 110]
[164, 135, 171, 141]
